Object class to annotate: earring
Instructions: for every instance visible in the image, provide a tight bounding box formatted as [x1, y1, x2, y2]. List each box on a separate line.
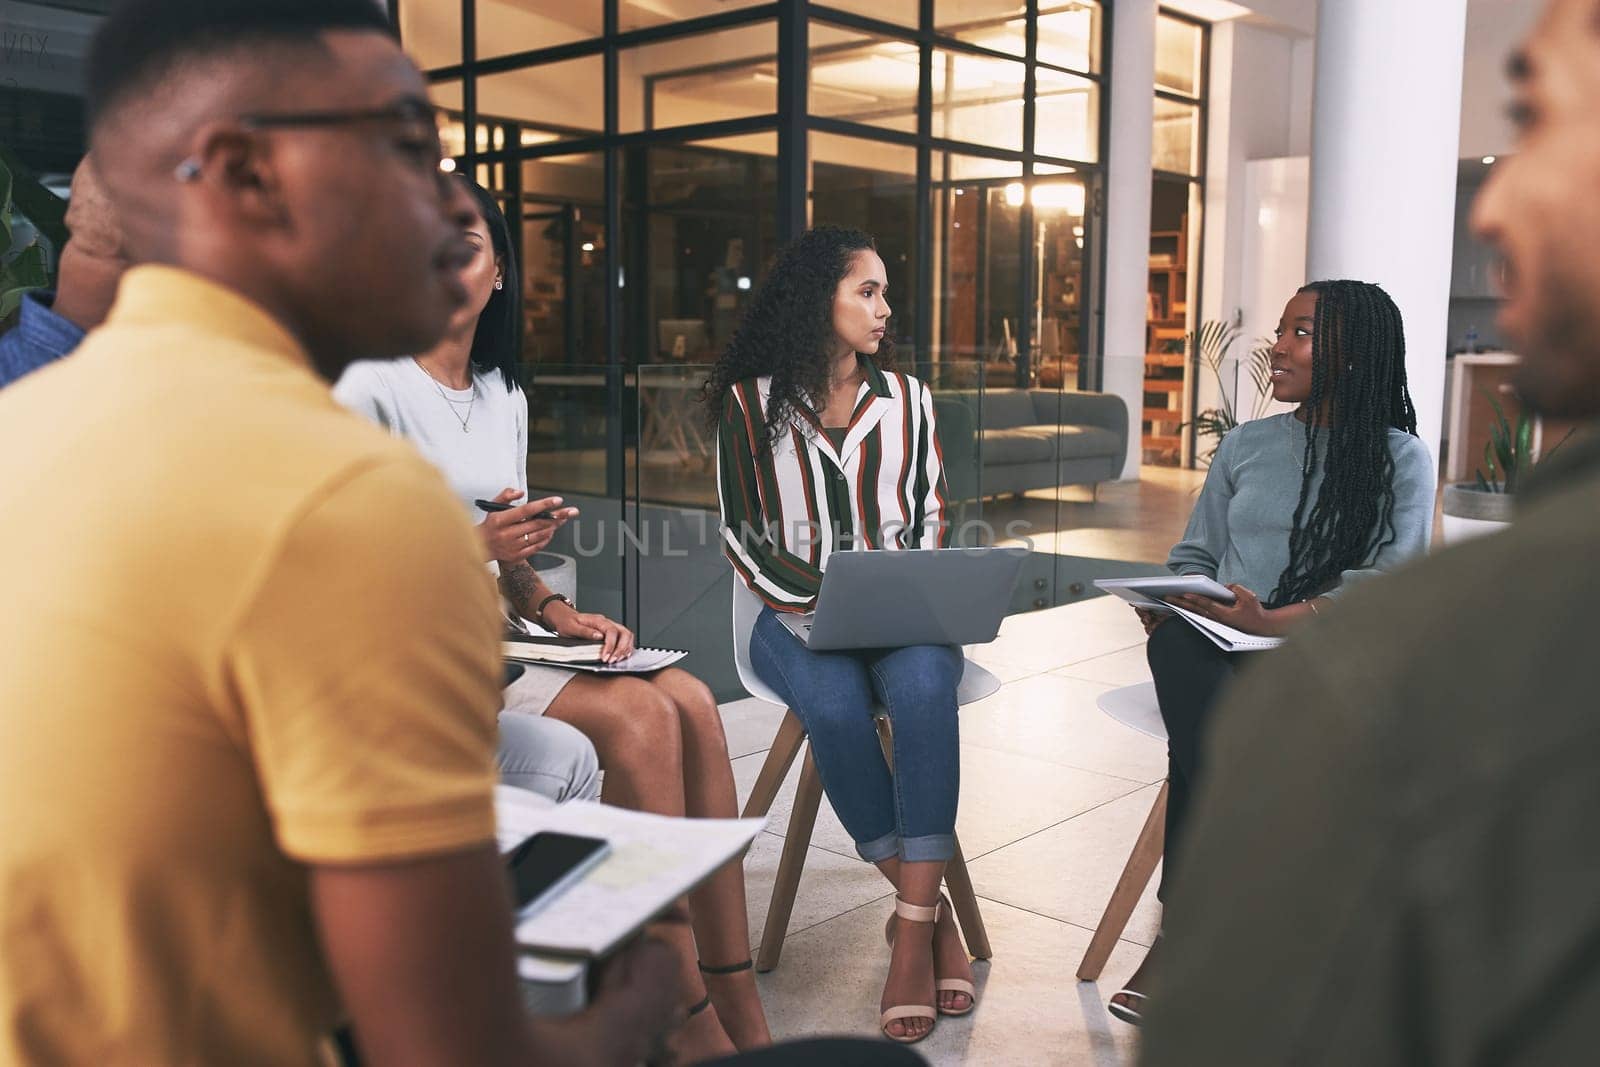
[494, 278, 504, 291]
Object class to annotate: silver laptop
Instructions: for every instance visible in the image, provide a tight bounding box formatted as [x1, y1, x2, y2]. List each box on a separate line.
[778, 548, 1028, 651]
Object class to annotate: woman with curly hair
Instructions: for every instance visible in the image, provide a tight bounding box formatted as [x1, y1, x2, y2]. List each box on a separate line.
[1107, 280, 1435, 1026]
[707, 225, 973, 1045]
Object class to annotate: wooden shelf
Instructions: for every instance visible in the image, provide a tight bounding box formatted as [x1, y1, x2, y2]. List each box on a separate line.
[1143, 406, 1184, 423]
[1143, 379, 1184, 394]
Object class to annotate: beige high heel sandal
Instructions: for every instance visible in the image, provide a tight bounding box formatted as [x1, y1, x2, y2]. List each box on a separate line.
[880, 897, 940, 1044]
[883, 893, 977, 1018]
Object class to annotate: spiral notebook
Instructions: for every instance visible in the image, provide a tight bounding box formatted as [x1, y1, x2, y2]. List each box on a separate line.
[502, 638, 688, 674]
[1096, 580, 1283, 653]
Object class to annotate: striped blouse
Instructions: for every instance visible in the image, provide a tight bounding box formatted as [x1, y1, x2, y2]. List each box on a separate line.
[715, 357, 951, 611]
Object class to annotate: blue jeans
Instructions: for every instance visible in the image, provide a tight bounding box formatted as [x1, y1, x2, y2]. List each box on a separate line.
[750, 606, 962, 863]
[496, 712, 601, 803]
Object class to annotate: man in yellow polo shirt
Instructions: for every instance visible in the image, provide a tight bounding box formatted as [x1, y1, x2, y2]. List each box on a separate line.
[0, 1, 681, 1063]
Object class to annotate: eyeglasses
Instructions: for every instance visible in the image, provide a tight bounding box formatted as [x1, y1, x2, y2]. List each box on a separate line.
[174, 97, 450, 182]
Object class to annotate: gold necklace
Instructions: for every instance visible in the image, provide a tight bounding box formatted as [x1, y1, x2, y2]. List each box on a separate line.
[413, 357, 476, 433]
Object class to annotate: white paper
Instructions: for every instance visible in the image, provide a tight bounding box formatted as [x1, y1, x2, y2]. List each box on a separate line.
[1163, 601, 1285, 651]
[494, 787, 764, 957]
[558, 648, 687, 674]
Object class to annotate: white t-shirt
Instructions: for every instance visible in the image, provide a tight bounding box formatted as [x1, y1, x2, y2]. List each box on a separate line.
[333, 358, 528, 526]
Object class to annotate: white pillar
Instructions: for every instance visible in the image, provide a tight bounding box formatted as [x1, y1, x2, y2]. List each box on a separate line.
[1306, 0, 1468, 466]
[1102, 0, 1156, 480]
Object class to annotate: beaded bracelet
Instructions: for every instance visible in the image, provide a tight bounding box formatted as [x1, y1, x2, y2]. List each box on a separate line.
[535, 592, 572, 629]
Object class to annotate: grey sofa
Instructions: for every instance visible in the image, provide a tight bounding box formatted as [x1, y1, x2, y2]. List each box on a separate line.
[932, 388, 1129, 501]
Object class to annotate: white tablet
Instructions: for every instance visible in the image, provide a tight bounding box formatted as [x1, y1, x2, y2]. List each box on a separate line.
[1094, 575, 1238, 611]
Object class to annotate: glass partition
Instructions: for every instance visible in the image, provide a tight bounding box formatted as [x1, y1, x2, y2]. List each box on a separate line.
[808, 25, 920, 136]
[525, 360, 630, 629]
[476, 0, 602, 59]
[811, 133, 920, 353]
[621, 135, 780, 367]
[626, 22, 779, 133]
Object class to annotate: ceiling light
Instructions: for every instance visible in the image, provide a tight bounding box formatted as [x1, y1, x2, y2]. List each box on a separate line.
[438, 158, 457, 174]
[1481, 155, 1496, 165]
[1003, 181, 1086, 213]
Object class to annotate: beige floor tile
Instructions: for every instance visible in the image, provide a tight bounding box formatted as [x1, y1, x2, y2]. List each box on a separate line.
[718, 696, 789, 760]
[733, 742, 1145, 863]
[738, 832, 895, 956]
[965, 785, 1164, 948]
[971, 599, 1145, 676]
[959, 674, 1168, 784]
[1052, 645, 1154, 689]
[752, 896, 1147, 1066]
[961, 656, 1041, 686]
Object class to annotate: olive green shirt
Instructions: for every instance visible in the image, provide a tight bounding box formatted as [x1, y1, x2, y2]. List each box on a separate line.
[1142, 425, 1600, 1067]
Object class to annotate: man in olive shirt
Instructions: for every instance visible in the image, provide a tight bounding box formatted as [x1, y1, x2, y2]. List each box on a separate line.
[1142, 1, 1600, 1063]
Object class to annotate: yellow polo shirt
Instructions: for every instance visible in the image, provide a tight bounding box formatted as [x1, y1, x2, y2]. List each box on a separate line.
[0, 267, 503, 1064]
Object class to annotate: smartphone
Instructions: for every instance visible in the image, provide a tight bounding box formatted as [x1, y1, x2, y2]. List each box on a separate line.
[475, 498, 563, 521]
[505, 830, 611, 915]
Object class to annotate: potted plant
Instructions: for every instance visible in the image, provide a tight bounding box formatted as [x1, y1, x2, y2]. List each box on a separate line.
[1440, 390, 1573, 544]
[1, 148, 67, 326]
[1185, 320, 1274, 466]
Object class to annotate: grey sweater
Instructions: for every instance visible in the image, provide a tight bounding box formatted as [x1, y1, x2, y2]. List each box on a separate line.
[1167, 413, 1435, 602]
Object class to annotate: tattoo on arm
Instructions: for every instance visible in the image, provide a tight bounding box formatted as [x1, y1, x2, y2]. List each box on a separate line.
[499, 561, 550, 617]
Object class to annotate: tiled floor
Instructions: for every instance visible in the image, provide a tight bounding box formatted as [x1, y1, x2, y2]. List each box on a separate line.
[721, 593, 1164, 1066]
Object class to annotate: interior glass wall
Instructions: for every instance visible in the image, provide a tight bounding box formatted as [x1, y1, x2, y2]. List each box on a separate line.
[397, 0, 1194, 695]
[1143, 8, 1208, 467]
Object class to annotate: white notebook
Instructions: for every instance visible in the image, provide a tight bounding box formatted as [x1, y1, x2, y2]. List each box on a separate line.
[1096, 578, 1284, 652]
[495, 787, 763, 958]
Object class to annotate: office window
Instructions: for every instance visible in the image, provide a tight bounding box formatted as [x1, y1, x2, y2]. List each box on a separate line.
[1037, 1, 1102, 74]
[936, 1, 1026, 58]
[931, 48, 1027, 152]
[1034, 67, 1099, 163]
[823, 0, 920, 27]
[930, 153, 1024, 372]
[622, 137, 779, 367]
[401, 0, 461, 70]
[1152, 96, 1201, 176]
[619, 0, 766, 31]
[476, 0, 603, 59]
[475, 55, 605, 143]
[516, 153, 607, 368]
[809, 25, 921, 136]
[811, 134, 919, 353]
[1155, 14, 1203, 96]
[623, 22, 779, 133]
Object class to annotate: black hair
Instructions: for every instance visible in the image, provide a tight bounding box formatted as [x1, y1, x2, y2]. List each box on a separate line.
[86, 0, 395, 126]
[702, 224, 891, 452]
[1271, 279, 1419, 607]
[455, 176, 523, 395]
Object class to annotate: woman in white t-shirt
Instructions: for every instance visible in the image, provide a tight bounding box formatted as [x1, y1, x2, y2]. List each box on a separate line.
[334, 177, 768, 1061]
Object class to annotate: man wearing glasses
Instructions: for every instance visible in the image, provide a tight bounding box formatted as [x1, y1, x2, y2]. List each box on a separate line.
[0, 2, 682, 1064]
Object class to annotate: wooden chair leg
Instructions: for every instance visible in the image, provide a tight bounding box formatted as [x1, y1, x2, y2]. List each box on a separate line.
[742, 709, 807, 819]
[756, 749, 824, 973]
[943, 837, 991, 960]
[873, 714, 992, 960]
[1076, 781, 1168, 982]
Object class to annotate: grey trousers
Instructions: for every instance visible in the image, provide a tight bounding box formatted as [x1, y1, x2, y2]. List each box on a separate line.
[496, 712, 600, 803]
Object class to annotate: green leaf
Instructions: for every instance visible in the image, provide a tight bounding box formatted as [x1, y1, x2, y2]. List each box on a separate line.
[0, 145, 67, 254]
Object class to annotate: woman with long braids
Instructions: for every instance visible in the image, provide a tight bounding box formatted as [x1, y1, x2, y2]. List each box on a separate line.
[1108, 280, 1436, 1025]
[706, 225, 974, 1045]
